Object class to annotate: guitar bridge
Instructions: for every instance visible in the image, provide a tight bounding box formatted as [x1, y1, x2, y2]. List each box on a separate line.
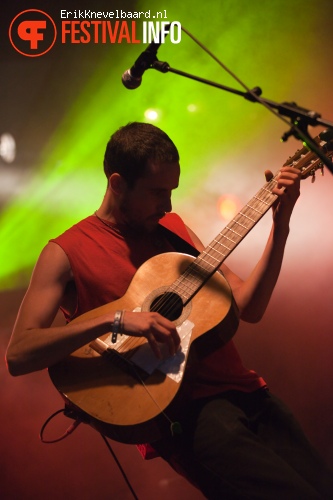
[89, 338, 147, 381]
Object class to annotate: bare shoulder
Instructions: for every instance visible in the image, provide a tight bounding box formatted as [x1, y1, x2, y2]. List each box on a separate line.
[13, 242, 73, 330]
[32, 242, 72, 285]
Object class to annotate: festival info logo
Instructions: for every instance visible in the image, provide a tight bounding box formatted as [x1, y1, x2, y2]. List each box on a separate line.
[9, 9, 57, 57]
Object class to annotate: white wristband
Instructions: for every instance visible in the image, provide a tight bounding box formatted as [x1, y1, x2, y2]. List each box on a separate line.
[111, 310, 123, 344]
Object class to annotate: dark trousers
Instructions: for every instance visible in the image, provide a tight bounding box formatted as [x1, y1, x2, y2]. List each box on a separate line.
[153, 389, 333, 499]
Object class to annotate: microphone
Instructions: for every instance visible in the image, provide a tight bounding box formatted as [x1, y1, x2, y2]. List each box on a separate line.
[121, 25, 170, 90]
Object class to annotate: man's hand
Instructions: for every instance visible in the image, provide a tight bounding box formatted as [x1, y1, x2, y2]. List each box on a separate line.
[265, 166, 301, 226]
[121, 311, 181, 359]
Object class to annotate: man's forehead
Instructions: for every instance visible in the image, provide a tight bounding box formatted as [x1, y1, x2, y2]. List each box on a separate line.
[146, 160, 180, 175]
[138, 161, 180, 188]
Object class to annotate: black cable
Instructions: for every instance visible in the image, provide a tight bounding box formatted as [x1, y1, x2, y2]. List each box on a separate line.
[99, 433, 139, 500]
[39, 408, 82, 443]
[40, 408, 139, 499]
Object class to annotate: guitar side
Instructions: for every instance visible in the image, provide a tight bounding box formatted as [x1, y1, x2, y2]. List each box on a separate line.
[49, 252, 239, 444]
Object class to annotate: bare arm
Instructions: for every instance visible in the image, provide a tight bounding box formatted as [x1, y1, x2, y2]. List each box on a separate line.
[6, 243, 180, 376]
[187, 166, 301, 323]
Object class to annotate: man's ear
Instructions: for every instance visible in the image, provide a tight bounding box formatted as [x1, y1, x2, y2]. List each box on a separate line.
[109, 173, 127, 194]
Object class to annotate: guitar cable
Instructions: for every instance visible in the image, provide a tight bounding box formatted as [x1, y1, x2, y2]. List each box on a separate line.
[39, 407, 82, 443]
[99, 432, 139, 500]
[39, 407, 139, 500]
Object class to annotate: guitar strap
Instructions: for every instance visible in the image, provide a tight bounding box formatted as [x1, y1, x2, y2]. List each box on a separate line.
[158, 224, 200, 259]
[158, 219, 228, 283]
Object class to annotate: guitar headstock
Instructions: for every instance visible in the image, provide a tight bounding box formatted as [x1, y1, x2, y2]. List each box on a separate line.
[283, 129, 333, 180]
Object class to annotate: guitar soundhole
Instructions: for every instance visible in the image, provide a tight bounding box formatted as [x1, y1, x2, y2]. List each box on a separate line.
[150, 292, 183, 321]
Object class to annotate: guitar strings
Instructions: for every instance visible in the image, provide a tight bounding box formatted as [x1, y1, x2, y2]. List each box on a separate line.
[145, 175, 279, 323]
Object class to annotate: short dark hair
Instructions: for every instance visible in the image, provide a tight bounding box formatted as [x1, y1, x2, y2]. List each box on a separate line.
[103, 122, 179, 188]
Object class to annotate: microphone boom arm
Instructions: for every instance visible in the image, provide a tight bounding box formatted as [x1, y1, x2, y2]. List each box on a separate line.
[151, 60, 333, 175]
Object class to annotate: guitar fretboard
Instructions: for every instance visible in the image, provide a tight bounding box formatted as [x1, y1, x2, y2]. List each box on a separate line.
[170, 176, 279, 304]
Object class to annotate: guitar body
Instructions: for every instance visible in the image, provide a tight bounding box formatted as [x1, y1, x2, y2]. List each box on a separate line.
[49, 252, 239, 444]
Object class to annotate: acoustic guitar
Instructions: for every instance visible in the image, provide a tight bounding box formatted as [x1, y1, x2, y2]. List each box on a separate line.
[49, 130, 333, 444]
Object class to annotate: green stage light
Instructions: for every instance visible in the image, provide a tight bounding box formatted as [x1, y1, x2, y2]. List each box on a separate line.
[0, 0, 322, 289]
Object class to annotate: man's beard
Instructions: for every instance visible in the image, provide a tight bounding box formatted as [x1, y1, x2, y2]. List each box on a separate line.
[118, 199, 158, 235]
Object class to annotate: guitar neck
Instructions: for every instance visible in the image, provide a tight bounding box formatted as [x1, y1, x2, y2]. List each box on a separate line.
[201, 176, 279, 269]
[171, 176, 279, 304]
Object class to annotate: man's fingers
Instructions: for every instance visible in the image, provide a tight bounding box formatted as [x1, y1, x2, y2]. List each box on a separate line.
[146, 333, 162, 359]
[150, 323, 180, 357]
[265, 169, 274, 182]
[120, 310, 181, 359]
[151, 315, 181, 355]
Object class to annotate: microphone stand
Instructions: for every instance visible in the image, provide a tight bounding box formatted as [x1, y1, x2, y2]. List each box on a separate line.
[151, 60, 333, 175]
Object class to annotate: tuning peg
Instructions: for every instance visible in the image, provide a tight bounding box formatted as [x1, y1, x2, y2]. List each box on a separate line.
[310, 164, 324, 183]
